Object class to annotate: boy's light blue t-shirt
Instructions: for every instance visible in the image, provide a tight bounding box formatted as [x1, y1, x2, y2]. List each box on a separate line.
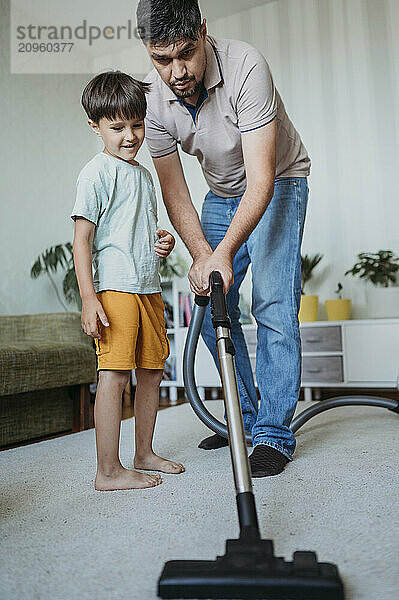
[71, 152, 161, 294]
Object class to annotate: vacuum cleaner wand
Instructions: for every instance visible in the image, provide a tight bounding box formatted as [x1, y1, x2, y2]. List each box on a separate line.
[209, 272, 259, 539]
[158, 271, 345, 599]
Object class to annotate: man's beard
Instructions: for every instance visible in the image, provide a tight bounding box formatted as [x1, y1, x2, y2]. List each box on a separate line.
[171, 77, 202, 99]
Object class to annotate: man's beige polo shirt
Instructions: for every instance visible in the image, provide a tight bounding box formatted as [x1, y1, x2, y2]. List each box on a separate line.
[144, 35, 311, 198]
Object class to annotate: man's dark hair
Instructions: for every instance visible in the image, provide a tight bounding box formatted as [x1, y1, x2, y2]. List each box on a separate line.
[136, 0, 202, 46]
[81, 71, 150, 123]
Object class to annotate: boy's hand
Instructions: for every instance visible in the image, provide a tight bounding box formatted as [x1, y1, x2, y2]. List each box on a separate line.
[81, 296, 109, 339]
[154, 229, 175, 257]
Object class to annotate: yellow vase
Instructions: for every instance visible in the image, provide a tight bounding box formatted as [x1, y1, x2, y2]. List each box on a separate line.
[299, 295, 319, 323]
[325, 298, 351, 321]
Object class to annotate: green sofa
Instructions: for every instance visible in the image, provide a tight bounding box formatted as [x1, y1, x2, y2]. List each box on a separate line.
[0, 312, 97, 448]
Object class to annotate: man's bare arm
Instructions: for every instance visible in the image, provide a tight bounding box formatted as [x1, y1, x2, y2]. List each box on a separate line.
[152, 151, 211, 261]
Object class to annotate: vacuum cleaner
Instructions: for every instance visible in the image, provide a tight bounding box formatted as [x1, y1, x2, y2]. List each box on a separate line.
[159, 270, 363, 599]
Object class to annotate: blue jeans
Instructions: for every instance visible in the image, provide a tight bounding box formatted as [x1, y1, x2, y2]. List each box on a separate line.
[200, 177, 308, 460]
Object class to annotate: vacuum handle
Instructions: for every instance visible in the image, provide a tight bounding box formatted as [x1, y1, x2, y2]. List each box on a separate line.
[193, 271, 230, 329]
[210, 270, 224, 288]
[210, 271, 231, 329]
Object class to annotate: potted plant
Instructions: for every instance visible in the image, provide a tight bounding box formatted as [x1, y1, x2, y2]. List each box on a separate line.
[298, 253, 323, 322]
[159, 253, 188, 282]
[325, 282, 351, 321]
[31, 243, 81, 310]
[345, 250, 399, 318]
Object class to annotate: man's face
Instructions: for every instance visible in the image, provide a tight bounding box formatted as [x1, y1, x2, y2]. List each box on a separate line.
[146, 22, 207, 100]
[89, 115, 145, 163]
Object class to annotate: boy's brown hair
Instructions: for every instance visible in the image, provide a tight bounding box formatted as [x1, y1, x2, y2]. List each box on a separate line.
[81, 71, 150, 123]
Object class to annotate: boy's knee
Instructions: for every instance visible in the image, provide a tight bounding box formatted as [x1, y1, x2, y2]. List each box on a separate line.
[98, 369, 130, 388]
[136, 367, 163, 385]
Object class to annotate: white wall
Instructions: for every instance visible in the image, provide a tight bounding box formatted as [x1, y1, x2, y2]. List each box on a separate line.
[208, 0, 399, 318]
[0, 0, 96, 314]
[1, 0, 398, 318]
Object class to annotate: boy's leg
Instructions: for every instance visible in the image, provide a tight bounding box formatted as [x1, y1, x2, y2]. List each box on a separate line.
[133, 367, 185, 474]
[94, 369, 162, 491]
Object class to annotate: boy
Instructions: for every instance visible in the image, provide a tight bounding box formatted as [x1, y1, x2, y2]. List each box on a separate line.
[71, 71, 184, 491]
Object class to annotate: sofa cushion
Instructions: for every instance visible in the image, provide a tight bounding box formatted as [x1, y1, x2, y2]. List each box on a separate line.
[0, 313, 92, 345]
[0, 342, 96, 396]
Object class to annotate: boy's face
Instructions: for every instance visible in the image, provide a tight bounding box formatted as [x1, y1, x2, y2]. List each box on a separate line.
[145, 21, 207, 100]
[88, 115, 145, 164]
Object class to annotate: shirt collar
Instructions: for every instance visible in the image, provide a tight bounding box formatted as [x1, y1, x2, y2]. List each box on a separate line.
[161, 37, 222, 102]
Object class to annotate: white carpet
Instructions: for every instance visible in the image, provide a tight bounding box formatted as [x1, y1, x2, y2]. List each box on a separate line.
[1, 400, 398, 600]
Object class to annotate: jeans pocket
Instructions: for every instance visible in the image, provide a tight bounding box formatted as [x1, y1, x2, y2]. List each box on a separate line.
[275, 178, 298, 186]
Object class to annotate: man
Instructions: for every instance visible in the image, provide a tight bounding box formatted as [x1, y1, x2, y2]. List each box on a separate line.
[136, 0, 310, 477]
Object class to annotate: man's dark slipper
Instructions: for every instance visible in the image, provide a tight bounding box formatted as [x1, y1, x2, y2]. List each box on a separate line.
[198, 432, 253, 450]
[198, 433, 229, 450]
[249, 444, 289, 477]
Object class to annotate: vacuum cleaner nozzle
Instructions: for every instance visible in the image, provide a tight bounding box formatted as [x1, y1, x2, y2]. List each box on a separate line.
[158, 537, 344, 599]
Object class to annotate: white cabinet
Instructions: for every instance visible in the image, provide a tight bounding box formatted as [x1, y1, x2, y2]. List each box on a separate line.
[344, 321, 399, 384]
[301, 319, 399, 400]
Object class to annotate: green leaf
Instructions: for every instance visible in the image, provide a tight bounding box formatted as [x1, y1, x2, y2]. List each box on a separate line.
[30, 257, 43, 279]
[345, 249, 399, 287]
[31, 242, 81, 309]
[159, 253, 188, 280]
[301, 253, 323, 294]
[63, 266, 80, 308]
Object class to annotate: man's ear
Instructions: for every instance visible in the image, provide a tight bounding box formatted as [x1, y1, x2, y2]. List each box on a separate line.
[88, 119, 101, 136]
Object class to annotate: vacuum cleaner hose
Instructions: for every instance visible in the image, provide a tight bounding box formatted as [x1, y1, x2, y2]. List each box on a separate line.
[183, 290, 253, 445]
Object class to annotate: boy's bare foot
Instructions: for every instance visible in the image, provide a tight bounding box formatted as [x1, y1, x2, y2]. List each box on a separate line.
[95, 466, 162, 491]
[134, 452, 185, 474]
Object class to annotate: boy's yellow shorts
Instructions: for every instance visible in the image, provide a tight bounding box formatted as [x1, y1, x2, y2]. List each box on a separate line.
[94, 291, 170, 371]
